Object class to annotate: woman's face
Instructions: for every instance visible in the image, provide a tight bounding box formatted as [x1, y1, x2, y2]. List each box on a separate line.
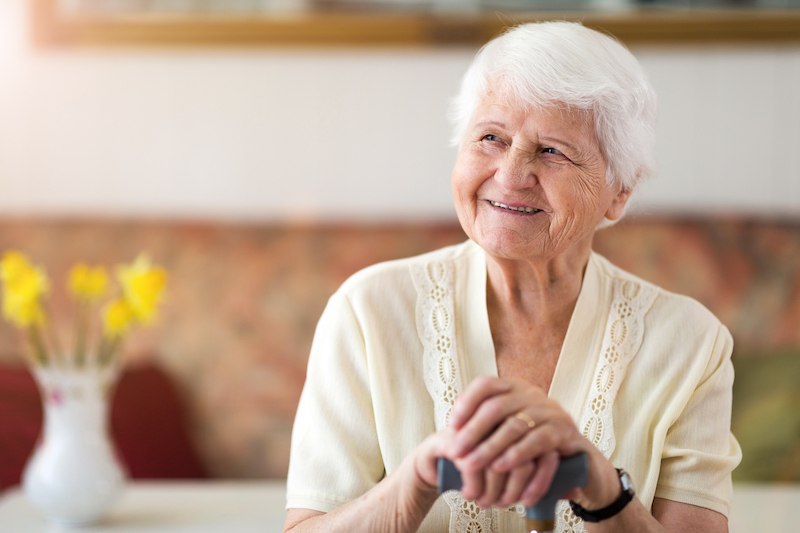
[452, 83, 630, 263]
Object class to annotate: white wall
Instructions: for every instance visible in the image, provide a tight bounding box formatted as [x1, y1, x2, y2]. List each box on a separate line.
[636, 44, 800, 218]
[1, 0, 798, 222]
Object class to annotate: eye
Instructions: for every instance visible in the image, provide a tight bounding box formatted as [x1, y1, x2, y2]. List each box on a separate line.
[482, 134, 502, 143]
[542, 147, 563, 155]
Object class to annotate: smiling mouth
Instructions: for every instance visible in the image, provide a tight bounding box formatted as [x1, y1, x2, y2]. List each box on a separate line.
[488, 200, 542, 214]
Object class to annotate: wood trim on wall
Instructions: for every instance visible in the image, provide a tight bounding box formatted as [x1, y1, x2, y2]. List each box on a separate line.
[29, 0, 800, 48]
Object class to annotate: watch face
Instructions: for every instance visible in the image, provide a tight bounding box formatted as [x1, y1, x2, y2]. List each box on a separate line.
[620, 471, 635, 495]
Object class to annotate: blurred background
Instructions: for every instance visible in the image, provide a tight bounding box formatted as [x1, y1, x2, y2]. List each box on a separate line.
[0, 0, 799, 488]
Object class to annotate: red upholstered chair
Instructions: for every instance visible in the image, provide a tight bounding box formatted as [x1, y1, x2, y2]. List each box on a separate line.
[0, 362, 208, 491]
[0, 366, 41, 490]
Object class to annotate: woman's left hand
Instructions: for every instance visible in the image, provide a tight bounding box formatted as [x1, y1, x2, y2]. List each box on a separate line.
[446, 376, 622, 512]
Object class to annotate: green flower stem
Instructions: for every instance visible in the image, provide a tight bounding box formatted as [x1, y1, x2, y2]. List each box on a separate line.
[27, 324, 49, 367]
[74, 299, 88, 367]
[97, 334, 121, 367]
[44, 321, 64, 367]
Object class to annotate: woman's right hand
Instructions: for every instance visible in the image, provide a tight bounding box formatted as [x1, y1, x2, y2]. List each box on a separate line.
[285, 428, 462, 533]
[411, 427, 457, 493]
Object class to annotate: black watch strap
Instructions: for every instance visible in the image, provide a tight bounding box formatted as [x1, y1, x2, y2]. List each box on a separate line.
[569, 468, 634, 523]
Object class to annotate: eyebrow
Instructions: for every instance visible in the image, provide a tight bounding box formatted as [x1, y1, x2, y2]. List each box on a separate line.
[473, 119, 508, 130]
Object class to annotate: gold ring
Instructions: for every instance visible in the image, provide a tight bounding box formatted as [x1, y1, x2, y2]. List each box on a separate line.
[514, 411, 536, 430]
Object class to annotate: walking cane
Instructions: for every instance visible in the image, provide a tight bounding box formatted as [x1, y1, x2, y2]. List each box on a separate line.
[437, 453, 588, 533]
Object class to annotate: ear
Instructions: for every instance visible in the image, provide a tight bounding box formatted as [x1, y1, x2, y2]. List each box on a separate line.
[605, 187, 632, 222]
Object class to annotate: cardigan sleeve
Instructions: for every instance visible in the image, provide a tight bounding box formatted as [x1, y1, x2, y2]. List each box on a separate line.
[654, 323, 742, 517]
[285, 290, 385, 512]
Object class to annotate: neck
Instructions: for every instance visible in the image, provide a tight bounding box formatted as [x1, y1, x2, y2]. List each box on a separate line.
[485, 238, 592, 320]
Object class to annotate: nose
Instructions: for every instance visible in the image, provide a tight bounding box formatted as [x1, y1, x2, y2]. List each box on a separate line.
[494, 149, 539, 191]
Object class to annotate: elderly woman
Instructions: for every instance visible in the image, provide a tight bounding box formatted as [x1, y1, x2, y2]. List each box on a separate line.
[283, 21, 741, 533]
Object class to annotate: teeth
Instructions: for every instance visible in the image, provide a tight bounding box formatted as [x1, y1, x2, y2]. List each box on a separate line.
[489, 201, 539, 213]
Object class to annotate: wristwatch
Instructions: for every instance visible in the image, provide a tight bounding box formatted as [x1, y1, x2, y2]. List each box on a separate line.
[569, 468, 635, 523]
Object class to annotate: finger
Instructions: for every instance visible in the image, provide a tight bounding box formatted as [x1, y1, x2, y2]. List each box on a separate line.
[520, 451, 560, 507]
[449, 376, 512, 429]
[413, 427, 456, 490]
[458, 466, 485, 502]
[451, 396, 531, 458]
[476, 469, 507, 509]
[496, 461, 535, 508]
[460, 412, 531, 470]
[491, 413, 576, 472]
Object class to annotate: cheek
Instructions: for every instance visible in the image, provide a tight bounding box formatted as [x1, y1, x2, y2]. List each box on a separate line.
[550, 172, 608, 219]
[451, 157, 482, 205]
[574, 180, 605, 209]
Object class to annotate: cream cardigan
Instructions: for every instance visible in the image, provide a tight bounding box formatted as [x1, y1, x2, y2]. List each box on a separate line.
[286, 240, 741, 533]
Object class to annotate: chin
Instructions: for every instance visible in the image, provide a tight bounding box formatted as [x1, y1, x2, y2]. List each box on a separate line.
[473, 230, 544, 261]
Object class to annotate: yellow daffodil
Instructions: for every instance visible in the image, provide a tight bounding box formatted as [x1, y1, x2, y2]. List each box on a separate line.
[2, 294, 45, 328]
[1, 250, 167, 368]
[117, 255, 167, 323]
[1, 252, 31, 281]
[0, 252, 49, 327]
[102, 298, 134, 338]
[68, 263, 108, 300]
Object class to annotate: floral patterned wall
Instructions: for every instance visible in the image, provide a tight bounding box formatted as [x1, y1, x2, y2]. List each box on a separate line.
[0, 216, 798, 480]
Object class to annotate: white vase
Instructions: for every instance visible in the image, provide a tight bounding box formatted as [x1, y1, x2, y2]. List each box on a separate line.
[22, 366, 127, 527]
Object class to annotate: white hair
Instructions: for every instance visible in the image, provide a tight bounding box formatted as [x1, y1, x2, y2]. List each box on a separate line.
[450, 22, 658, 193]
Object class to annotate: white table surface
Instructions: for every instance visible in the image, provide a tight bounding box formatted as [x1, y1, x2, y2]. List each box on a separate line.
[1, 481, 798, 532]
[729, 484, 800, 533]
[0, 481, 288, 533]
